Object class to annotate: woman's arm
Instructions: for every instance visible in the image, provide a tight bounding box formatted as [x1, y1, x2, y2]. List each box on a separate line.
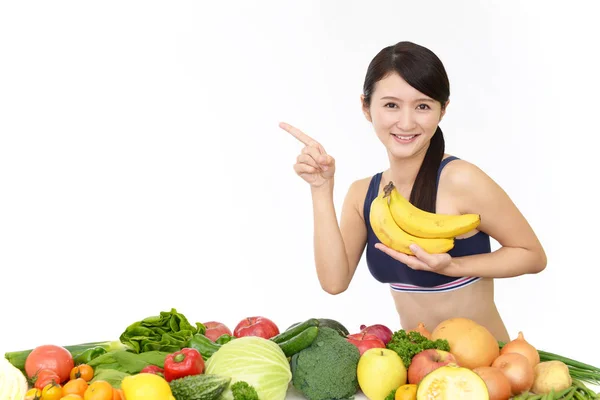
[312, 178, 368, 294]
[374, 161, 547, 278]
[445, 161, 547, 278]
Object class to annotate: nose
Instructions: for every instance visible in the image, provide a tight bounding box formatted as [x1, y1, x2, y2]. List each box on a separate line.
[395, 109, 417, 131]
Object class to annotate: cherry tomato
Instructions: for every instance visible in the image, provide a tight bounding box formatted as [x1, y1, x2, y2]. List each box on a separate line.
[25, 388, 42, 400]
[34, 368, 61, 390]
[42, 382, 63, 400]
[62, 377, 89, 397]
[84, 380, 114, 400]
[69, 364, 95, 382]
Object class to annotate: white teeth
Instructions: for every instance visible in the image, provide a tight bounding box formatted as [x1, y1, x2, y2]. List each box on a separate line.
[394, 134, 415, 140]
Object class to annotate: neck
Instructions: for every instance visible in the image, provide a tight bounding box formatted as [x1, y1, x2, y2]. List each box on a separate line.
[385, 146, 429, 190]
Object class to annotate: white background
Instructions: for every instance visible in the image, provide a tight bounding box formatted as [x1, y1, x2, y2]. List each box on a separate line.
[1, 0, 599, 374]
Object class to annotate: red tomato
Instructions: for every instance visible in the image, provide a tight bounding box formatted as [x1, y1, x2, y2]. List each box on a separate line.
[34, 368, 61, 390]
[25, 344, 74, 383]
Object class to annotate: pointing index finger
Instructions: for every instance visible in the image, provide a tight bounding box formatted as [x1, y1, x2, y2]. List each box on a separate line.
[279, 122, 320, 147]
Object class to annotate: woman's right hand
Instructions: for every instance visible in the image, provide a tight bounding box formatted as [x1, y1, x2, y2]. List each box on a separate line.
[280, 122, 336, 188]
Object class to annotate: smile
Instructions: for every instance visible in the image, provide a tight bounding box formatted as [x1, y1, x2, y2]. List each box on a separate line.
[391, 133, 420, 143]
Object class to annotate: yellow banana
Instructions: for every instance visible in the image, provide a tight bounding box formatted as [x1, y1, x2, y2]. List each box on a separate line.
[369, 190, 455, 255]
[385, 182, 481, 239]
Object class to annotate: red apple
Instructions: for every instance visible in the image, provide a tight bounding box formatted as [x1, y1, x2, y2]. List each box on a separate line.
[346, 332, 386, 355]
[202, 321, 233, 342]
[407, 349, 458, 384]
[233, 316, 280, 339]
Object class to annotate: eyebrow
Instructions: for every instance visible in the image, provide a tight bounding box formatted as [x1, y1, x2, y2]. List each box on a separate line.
[380, 96, 435, 103]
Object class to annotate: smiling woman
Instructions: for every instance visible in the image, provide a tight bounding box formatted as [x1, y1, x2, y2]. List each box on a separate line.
[280, 41, 547, 343]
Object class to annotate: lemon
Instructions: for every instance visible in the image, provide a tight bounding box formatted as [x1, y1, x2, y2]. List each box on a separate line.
[121, 372, 176, 400]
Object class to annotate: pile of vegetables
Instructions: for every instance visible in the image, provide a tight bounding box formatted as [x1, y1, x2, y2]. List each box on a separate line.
[3, 308, 600, 400]
[382, 317, 600, 400]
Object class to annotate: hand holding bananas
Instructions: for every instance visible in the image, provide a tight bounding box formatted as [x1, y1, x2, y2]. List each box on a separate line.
[375, 242, 458, 275]
[280, 122, 336, 187]
[370, 181, 481, 259]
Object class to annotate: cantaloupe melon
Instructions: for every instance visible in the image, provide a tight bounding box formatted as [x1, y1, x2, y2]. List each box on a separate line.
[431, 318, 500, 370]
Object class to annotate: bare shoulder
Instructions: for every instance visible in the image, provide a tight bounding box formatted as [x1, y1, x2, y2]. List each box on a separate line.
[440, 157, 499, 194]
[439, 156, 512, 217]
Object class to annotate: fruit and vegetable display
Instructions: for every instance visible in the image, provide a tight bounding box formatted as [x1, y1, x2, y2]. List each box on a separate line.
[2, 309, 599, 400]
[369, 181, 482, 255]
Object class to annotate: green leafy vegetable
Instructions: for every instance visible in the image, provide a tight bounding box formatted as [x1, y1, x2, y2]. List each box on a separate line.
[87, 350, 170, 374]
[119, 308, 205, 353]
[73, 346, 108, 365]
[386, 330, 450, 368]
[90, 369, 131, 389]
[205, 336, 292, 400]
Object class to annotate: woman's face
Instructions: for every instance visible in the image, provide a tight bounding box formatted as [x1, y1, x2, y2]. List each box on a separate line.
[362, 72, 447, 160]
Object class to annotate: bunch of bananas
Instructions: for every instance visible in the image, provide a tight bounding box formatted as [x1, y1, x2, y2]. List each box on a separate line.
[369, 182, 481, 255]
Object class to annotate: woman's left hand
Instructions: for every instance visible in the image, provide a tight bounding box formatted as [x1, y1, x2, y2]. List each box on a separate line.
[374, 243, 459, 276]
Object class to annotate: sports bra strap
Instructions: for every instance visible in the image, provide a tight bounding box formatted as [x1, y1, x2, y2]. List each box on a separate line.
[436, 156, 459, 187]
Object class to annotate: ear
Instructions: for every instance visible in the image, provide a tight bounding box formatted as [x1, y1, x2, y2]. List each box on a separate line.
[360, 94, 372, 122]
[439, 99, 450, 121]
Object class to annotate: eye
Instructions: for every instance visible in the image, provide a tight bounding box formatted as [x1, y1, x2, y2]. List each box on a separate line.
[417, 103, 431, 110]
[384, 102, 398, 108]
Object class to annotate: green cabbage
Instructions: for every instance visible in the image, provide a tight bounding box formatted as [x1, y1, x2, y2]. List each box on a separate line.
[205, 336, 292, 400]
[0, 358, 28, 400]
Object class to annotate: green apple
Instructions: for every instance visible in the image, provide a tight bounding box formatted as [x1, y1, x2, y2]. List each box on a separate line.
[357, 348, 407, 400]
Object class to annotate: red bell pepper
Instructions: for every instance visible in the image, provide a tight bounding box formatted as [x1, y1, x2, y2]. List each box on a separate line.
[140, 365, 165, 378]
[164, 348, 204, 382]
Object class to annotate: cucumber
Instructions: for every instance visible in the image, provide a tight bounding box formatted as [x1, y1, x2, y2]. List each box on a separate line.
[278, 326, 319, 357]
[169, 373, 231, 400]
[271, 318, 319, 344]
[287, 318, 350, 337]
[317, 318, 350, 336]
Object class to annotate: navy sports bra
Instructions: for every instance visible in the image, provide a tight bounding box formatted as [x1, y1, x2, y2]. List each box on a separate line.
[362, 156, 491, 289]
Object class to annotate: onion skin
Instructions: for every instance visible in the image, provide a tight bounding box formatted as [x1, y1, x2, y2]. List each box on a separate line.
[473, 366, 512, 400]
[492, 352, 534, 396]
[407, 322, 432, 340]
[359, 324, 393, 345]
[500, 331, 540, 369]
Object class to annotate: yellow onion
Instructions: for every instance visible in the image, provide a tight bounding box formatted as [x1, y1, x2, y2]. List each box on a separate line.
[500, 331, 540, 369]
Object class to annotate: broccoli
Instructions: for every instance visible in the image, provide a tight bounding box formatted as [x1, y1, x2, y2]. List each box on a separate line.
[231, 381, 259, 400]
[386, 330, 450, 368]
[290, 327, 360, 400]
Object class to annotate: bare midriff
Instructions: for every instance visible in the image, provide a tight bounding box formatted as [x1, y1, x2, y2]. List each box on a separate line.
[390, 278, 510, 342]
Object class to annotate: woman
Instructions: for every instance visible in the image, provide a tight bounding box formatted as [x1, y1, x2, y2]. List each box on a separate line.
[280, 41, 547, 342]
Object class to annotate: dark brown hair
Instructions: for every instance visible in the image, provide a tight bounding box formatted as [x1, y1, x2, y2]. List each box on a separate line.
[362, 41, 450, 212]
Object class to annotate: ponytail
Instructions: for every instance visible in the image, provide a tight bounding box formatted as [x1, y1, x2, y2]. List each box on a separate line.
[409, 126, 445, 212]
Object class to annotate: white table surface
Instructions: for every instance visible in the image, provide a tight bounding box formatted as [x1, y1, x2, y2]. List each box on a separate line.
[3, 344, 597, 398]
